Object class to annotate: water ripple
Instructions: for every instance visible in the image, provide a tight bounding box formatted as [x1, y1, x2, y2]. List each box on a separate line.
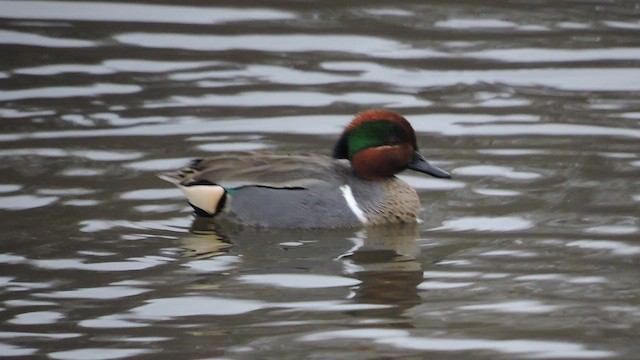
[468, 47, 640, 62]
[0, 1, 294, 25]
[13, 59, 217, 76]
[300, 329, 614, 358]
[0, 83, 141, 102]
[239, 274, 361, 289]
[114, 33, 443, 58]
[432, 216, 534, 232]
[0, 195, 58, 210]
[567, 240, 640, 256]
[13, 113, 626, 142]
[0, 29, 94, 47]
[145, 91, 429, 108]
[458, 300, 560, 314]
[32, 257, 166, 272]
[454, 165, 541, 180]
[48, 348, 151, 360]
[323, 62, 640, 91]
[8, 311, 64, 325]
[129, 296, 267, 319]
[35, 286, 150, 299]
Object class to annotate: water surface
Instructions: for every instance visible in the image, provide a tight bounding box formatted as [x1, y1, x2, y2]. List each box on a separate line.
[1, 1, 639, 359]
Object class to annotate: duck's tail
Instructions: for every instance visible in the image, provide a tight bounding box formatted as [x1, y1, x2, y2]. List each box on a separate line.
[156, 158, 203, 184]
[157, 171, 182, 184]
[157, 159, 225, 216]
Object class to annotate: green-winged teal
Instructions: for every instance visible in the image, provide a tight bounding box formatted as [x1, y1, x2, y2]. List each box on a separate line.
[159, 109, 450, 229]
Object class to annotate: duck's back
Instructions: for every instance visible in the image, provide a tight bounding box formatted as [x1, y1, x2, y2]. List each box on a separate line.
[186, 152, 345, 188]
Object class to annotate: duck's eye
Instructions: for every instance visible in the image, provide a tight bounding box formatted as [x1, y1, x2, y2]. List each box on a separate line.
[387, 135, 401, 145]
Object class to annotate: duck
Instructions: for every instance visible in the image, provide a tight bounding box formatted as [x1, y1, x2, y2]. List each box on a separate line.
[158, 109, 450, 229]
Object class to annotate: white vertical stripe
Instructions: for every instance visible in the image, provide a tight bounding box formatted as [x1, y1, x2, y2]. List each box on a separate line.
[339, 185, 368, 224]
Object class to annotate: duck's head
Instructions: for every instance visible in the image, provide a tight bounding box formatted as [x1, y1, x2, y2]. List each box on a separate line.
[333, 109, 451, 180]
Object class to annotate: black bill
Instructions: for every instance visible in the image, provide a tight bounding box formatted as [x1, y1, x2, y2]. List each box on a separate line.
[407, 151, 451, 179]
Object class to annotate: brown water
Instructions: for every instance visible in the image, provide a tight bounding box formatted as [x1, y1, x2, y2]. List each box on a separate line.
[1, 1, 640, 359]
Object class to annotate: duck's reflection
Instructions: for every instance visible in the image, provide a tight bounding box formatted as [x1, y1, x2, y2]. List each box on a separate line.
[182, 218, 425, 313]
[180, 217, 233, 259]
[338, 225, 423, 308]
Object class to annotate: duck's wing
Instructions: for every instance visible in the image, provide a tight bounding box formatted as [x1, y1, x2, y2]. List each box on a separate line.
[158, 152, 343, 189]
[158, 152, 367, 228]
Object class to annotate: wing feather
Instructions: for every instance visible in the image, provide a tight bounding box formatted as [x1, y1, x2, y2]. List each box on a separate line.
[158, 152, 349, 189]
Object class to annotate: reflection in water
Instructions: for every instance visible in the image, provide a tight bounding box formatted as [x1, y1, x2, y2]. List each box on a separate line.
[339, 226, 423, 308]
[180, 220, 233, 259]
[183, 220, 425, 319]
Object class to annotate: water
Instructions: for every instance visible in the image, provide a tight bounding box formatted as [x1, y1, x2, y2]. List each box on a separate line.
[1, 0, 639, 359]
